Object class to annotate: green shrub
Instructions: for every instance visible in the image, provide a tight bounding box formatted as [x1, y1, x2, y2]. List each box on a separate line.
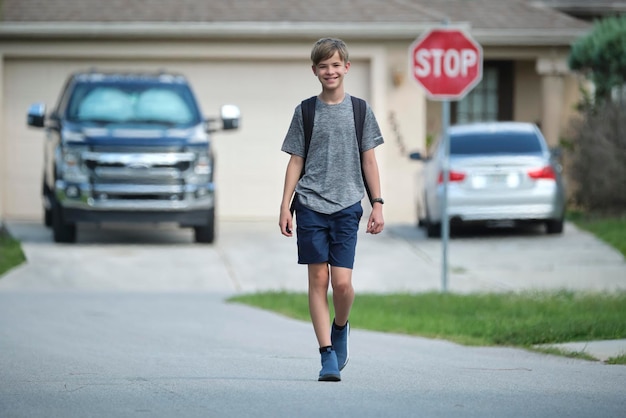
[566, 101, 626, 213]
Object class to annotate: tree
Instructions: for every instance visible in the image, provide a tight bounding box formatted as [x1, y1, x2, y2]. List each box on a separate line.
[569, 15, 626, 101]
[567, 16, 626, 213]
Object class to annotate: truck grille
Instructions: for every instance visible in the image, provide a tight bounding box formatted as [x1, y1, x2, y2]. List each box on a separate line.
[82, 151, 197, 199]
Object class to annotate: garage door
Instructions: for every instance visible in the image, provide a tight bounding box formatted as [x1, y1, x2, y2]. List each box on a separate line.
[1, 58, 369, 221]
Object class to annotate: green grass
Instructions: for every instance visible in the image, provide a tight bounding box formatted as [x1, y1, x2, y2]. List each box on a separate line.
[230, 211, 626, 363]
[229, 290, 626, 362]
[606, 354, 626, 365]
[229, 290, 626, 346]
[567, 211, 626, 257]
[0, 226, 26, 277]
[532, 346, 598, 362]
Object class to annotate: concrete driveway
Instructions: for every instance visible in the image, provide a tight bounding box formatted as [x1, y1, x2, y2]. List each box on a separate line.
[2, 220, 625, 294]
[0, 220, 625, 418]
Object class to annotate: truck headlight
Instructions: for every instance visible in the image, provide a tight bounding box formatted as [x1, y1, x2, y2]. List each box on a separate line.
[60, 147, 88, 183]
[194, 154, 212, 176]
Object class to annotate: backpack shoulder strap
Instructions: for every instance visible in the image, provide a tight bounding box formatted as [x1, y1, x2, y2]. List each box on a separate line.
[301, 96, 317, 158]
[350, 95, 366, 149]
[350, 95, 372, 204]
[291, 96, 316, 214]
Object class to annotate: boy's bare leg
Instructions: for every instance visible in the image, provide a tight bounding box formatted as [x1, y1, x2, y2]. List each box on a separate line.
[308, 263, 332, 347]
[330, 266, 354, 326]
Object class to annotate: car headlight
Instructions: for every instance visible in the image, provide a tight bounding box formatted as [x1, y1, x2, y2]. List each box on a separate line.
[60, 147, 89, 183]
[184, 151, 213, 185]
[194, 154, 212, 177]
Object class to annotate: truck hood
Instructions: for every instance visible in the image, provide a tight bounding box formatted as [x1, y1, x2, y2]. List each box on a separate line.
[64, 124, 208, 147]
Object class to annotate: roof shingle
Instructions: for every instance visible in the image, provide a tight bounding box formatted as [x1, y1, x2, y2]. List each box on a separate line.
[1, 0, 589, 30]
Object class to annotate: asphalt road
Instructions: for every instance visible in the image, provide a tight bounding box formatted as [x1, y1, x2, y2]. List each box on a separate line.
[0, 220, 625, 417]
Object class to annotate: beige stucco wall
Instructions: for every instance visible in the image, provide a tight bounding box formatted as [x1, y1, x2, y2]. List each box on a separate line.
[0, 39, 426, 224]
[0, 53, 4, 226]
[514, 60, 542, 124]
[0, 37, 583, 227]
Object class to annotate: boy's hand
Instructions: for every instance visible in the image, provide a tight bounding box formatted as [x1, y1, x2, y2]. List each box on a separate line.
[279, 207, 294, 237]
[366, 205, 384, 234]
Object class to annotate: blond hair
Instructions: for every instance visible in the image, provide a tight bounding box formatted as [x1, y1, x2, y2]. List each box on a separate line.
[310, 38, 349, 65]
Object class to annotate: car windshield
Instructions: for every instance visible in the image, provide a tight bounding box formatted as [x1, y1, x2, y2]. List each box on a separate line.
[66, 82, 201, 126]
[450, 131, 543, 155]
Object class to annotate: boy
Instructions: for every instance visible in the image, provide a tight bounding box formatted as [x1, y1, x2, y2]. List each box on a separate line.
[279, 38, 385, 382]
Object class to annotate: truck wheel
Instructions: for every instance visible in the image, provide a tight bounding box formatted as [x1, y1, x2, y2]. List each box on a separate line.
[43, 181, 52, 228]
[194, 209, 215, 244]
[44, 207, 53, 228]
[52, 200, 76, 243]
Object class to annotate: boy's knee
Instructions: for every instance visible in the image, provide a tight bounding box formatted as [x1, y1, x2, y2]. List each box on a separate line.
[331, 278, 353, 295]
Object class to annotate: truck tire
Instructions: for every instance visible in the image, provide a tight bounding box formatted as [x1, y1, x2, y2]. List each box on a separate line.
[194, 209, 215, 244]
[43, 181, 52, 228]
[44, 207, 53, 228]
[52, 200, 76, 243]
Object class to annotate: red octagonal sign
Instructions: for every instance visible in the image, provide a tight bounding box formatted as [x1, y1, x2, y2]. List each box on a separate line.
[409, 28, 483, 100]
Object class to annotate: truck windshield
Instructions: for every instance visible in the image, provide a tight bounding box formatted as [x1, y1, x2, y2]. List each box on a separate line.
[66, 82, 202, 126]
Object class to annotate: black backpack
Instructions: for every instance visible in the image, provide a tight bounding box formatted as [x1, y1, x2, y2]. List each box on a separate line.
[290, 95, 372, 214]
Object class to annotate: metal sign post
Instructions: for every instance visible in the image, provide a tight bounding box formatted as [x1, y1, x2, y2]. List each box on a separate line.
[441, 99, 451, 292]
[409, 24, 483, 293]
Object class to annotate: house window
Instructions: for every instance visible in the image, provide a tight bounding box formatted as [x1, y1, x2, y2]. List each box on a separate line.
[452, 61, 513, 124]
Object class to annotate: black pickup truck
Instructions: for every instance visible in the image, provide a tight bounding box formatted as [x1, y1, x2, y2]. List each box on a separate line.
[27, 71, 240, 243]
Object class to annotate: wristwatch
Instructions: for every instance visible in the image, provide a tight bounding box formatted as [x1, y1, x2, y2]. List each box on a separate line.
[371, 197, 384, 205]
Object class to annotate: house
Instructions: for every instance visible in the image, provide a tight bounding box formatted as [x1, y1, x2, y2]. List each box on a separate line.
[0, 0, 594, 225]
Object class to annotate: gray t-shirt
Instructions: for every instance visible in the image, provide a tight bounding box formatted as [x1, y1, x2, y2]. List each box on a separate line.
[281, 94, 384, 214]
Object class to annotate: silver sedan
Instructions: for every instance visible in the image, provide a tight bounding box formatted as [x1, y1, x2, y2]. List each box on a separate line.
[410, 122, 566, 237]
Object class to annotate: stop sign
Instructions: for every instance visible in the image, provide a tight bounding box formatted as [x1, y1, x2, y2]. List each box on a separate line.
[409, 28, 483, 100]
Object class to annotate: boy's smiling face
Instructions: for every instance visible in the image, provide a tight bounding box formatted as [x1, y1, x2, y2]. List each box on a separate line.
[312, 51, 351, 92]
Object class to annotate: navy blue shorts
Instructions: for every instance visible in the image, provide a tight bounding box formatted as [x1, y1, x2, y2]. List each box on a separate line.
[295, 200, 363, 269]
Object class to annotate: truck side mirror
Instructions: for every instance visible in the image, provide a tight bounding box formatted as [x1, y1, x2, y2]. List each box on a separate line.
[27, 102, 46, 128]
[221, 104, 241, 130]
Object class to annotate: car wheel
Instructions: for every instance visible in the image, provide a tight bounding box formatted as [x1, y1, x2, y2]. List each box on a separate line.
[194, 209, 215, 244]
[545, 218, 564, 234]
[51, 200, 76, 243]
[424, 203, 441, 238]
[426, 221, 441, 238]
[417, 201, 426, 228]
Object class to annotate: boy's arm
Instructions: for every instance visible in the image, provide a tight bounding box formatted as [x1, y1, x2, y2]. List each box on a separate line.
[279, 154, 304, 237]
[361, 148, 384, 234]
